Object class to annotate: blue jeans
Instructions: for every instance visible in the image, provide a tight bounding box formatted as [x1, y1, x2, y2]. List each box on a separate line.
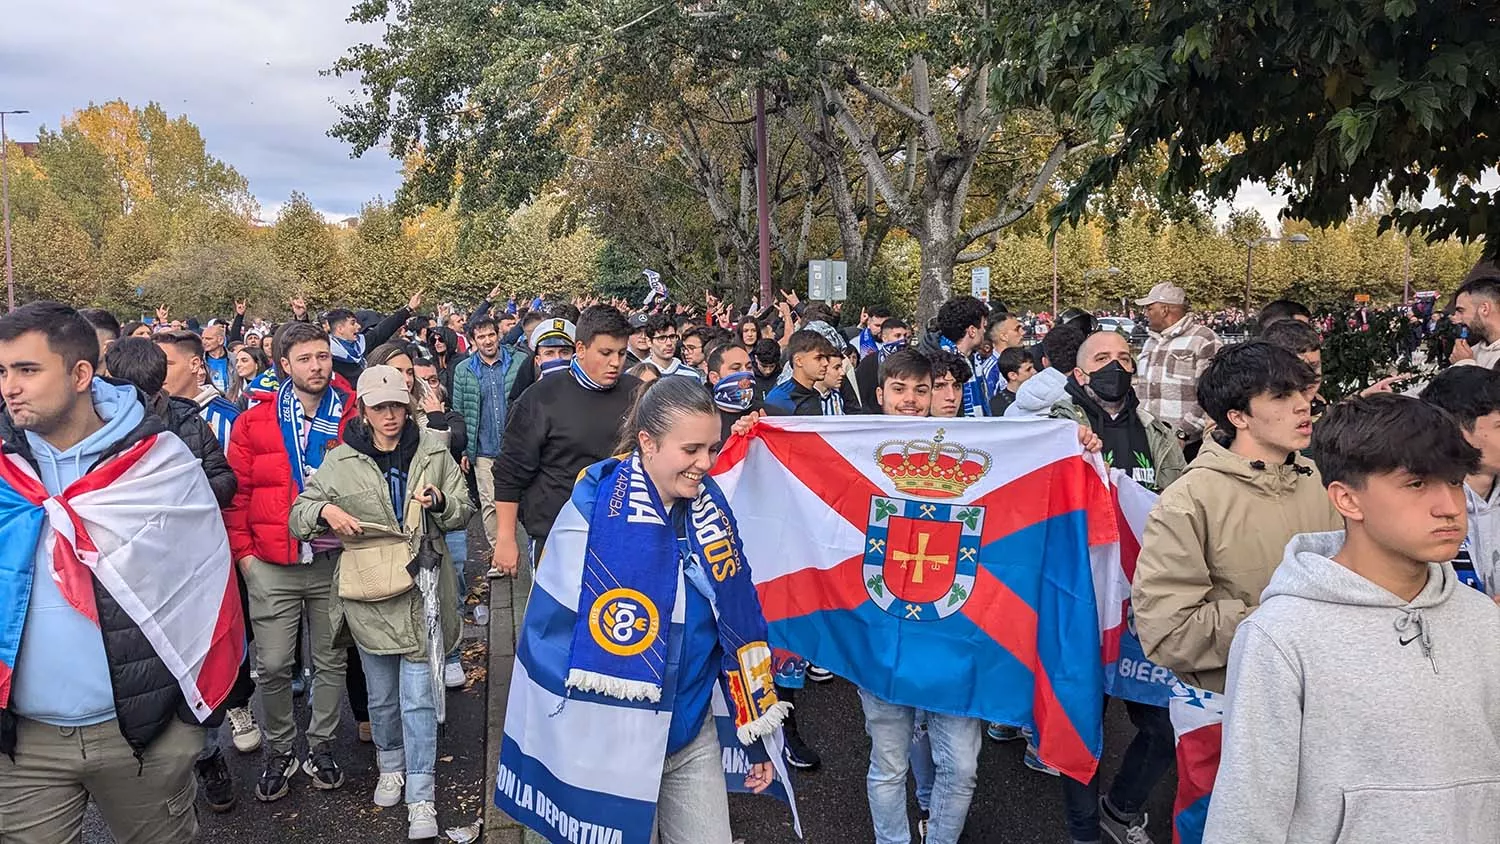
[859, 689, 981, 844]
[1061, 699, 1174, 842]
[359, 650, 439, 803]
[910, 714, 935, 813]
[446, 530, 469, 665]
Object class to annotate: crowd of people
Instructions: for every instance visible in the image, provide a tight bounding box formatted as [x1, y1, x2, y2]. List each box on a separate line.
[3, 265, 1500, 844]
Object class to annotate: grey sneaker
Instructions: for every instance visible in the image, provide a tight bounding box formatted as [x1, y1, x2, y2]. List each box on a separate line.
[1099, 797, 1154, 844]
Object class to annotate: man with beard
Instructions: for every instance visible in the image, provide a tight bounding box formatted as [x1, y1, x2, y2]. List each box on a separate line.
[225, 322, 359, 801]
[1051, 330, 1185, 493]
[1449, 276, 1500, 368]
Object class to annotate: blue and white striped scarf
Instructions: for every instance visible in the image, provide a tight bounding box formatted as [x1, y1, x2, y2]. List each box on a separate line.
[276, 379, 345, 491]
[330, 334, 366, 367]
[938, 335, 989, 417]
[570, 357, 610, 391]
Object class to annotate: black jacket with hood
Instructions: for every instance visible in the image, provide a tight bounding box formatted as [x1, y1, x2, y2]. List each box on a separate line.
[0, 392, 208, 759]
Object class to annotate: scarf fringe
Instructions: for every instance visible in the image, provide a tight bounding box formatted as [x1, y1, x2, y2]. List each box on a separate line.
[565, 668, 662, 703]
[735, 700, 793, 745]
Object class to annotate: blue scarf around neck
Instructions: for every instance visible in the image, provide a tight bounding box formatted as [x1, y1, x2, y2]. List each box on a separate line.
[276, 379, 346, 491]
[566, 452, 788, 741]
[938, 335, 988, 417]
[330, 334, 366, 367]
[570, 357, 610, 392]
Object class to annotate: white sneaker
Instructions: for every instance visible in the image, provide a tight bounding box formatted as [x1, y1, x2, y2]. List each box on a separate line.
[374, 771, 405, 808]
[443, 660, 466, 689]
[485, 566, 506, 579]
[408, 801, 439, 839]
[227, 706, 262, 753]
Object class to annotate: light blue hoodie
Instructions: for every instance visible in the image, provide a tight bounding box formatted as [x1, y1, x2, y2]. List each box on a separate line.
[11, 380, 145, 726]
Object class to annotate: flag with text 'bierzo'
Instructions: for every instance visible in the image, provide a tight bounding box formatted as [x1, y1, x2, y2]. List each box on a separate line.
[1097, 471, 1178, 708]
[712, 416, 1117, 783]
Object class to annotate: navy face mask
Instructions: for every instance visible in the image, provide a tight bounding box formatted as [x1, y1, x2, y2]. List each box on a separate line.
[713, 371, 755, 412]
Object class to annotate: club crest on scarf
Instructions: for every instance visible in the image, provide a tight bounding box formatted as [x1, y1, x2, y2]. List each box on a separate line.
[587, 588, 661, 657]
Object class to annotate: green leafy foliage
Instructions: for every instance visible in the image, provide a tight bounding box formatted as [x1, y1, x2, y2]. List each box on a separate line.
[995, 0, 1500, 255]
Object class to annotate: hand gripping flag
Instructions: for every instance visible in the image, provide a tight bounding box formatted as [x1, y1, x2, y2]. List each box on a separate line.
[711, 416, 1118, 782]
[494, 461, 800, 844]
[0, 432, 244, 719]
[1096, 471, 1178, 708]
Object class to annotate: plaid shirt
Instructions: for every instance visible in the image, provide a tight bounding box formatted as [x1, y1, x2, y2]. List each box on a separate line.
[1137, 313, 1221, 438]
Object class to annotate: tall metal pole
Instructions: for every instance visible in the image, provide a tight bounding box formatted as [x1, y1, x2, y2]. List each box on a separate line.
[2, 112, 14, 313]
[754, 89, 772, 308]
[1051, 238, 1059, 315]
[1403, 239, 1412, 304]
[1243, 242, 1255, 314]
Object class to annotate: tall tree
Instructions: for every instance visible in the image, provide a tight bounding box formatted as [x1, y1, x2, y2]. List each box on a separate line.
[999, 0, 1500, 252]
[272, 192, 347, 306]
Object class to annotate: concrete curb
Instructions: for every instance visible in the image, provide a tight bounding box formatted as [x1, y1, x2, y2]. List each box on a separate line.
[484, 545, 533, 844]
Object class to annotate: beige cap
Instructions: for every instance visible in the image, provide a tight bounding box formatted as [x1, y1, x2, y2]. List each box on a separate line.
[1135, 282, 1188, 307]
[356, 364, 410, 406]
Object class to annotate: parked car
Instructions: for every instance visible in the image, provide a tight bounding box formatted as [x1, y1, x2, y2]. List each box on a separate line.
[1097, 316, 1137, 336]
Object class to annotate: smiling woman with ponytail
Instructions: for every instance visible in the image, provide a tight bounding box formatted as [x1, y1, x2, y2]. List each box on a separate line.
[495, 375, 799, 844]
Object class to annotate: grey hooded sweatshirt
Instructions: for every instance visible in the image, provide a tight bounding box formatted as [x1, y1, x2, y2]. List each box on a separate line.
[1204, 531, 1500, 844]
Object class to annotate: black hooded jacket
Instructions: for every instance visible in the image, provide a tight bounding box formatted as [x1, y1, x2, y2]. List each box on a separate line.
[147, 391, 236, 507]
[0, 396, 206, 759]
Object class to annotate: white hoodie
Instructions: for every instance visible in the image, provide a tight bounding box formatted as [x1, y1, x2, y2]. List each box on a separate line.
[1003, 367, 1068, 418]
[1459, 480, 1500, 596]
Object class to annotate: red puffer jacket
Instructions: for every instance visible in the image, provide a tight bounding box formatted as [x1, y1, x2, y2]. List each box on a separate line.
[224, 379, 358, 564]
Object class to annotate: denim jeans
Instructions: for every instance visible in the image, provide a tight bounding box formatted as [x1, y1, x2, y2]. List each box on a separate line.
[359, 650, 439, 803]
[446, 529, 469, 665]
[859, 689, 981, 844]
[910, 713, 935, 813]
[1061, 699, 1175, 842]
[650, 715, 733, 844]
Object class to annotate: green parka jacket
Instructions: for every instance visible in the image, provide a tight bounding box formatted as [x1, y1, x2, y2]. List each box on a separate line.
[290, 421, 473, 658]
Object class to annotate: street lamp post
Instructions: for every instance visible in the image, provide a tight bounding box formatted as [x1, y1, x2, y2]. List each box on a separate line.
[1082, 266, 1121, 311]
[1244, 233, 1310, 314]
[1, 109, 28, 313]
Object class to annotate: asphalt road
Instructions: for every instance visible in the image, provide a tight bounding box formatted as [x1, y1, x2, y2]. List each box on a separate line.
[82, 556, 494, 844]
[722, 679, 1175, 844]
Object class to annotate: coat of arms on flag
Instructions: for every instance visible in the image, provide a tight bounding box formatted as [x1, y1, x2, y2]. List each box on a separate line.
[713, 416, 1119, 783]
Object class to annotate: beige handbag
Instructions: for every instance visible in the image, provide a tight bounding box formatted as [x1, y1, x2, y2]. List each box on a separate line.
[337, 498, 424, 601]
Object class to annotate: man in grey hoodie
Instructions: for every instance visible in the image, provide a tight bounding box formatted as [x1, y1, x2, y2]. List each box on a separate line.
[1206, 394, 1500, 844]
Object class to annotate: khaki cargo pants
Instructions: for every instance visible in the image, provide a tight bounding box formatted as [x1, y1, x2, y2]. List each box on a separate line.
[0, 716, 202, 843]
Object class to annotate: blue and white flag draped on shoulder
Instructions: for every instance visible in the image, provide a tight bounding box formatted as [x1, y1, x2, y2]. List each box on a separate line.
[495, 456, 801, 844]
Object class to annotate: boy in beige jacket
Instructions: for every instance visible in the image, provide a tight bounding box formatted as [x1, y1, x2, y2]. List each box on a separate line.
[1133, 341, 1341, 694]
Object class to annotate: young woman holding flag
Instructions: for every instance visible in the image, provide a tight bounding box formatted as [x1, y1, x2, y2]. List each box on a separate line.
[495, 376, 794, 844]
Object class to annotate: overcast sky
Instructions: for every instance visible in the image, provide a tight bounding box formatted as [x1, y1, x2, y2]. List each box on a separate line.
[1, 0, 401, 221]
[1, 0, 1325, 229]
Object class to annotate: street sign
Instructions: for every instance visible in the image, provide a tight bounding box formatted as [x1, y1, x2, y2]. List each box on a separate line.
[808, 260, 830, 300]
[830, 260, 848, 302]
[1353, 293, 1371, 304]
[971, 266, 991, 300]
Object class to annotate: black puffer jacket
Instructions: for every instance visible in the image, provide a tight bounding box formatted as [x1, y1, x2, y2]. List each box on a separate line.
[0, 402, 203, 759]
[148, 391, 236, 507]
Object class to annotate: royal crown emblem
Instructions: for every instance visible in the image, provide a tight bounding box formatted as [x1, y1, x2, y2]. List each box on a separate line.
[874, 428, 992, 499]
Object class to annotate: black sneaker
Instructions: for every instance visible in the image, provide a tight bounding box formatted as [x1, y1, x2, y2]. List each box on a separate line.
[805, 665, 834, 683]
[255, 753, 297, 802]
[195, 748, 236, 813]
[917, 808, 930, 844]
[302, 742, 345, 790]
[782, 725, 822, 771]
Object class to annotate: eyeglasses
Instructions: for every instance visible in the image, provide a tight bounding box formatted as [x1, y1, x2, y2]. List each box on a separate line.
[652, 334, 679, 343]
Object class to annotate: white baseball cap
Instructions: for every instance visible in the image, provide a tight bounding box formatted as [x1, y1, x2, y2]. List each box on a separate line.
[1134, 282, 1188, 307]
[357, 365, 410, 406]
